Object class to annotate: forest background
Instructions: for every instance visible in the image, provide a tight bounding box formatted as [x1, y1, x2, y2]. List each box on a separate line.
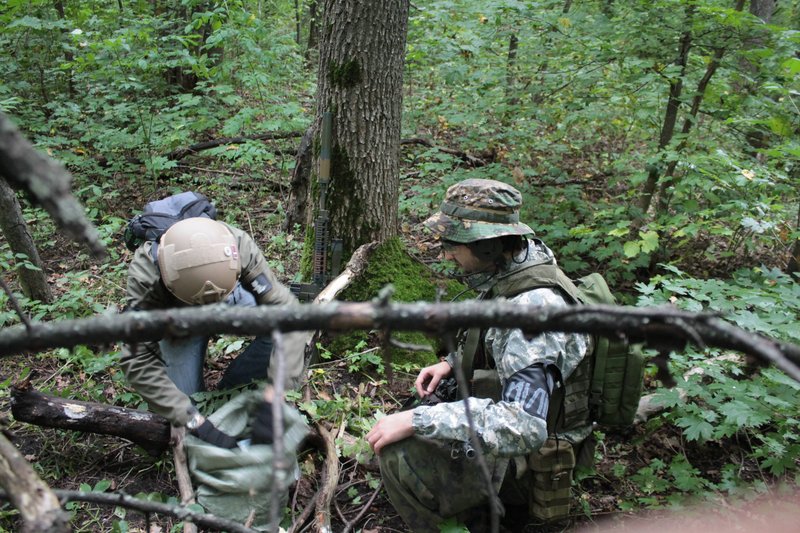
[0, 0, 799, 532]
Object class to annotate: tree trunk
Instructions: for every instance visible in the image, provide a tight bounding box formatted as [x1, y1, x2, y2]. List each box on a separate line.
[0, 179, 52, 303]
[53, 0, 74, 99]
[635, 4, 695, 218]
[505, 33, 519, 110]
[302, 0, 409, 277]
[655, 0, 746, 215]
[787, 167, 800, 278]
[305, 0, 320, 64]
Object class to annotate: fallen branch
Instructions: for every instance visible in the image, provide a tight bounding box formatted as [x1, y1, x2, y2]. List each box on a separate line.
[9, 384, 170, 456]
[51, 489, 256, 532]
[315, 420, 345, 533]
[171, 428, 198, 533]
[400, 137, 491, 167]
[165, 131, 303, 161]
[1, 301, 798, 381]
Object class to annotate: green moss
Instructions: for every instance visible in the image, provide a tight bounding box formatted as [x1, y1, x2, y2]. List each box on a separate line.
[329, 59, 362, 88]
[327, 238, 471, 367]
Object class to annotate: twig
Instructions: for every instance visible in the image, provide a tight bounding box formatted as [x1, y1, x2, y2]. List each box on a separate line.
[341, 481, 383, 533]
[287, 489, 320, 533]
[171, 428, 198, 533]
[445, 335, 501, 533]
[0, 276, 32, 332]
[269, 330, 288, 533]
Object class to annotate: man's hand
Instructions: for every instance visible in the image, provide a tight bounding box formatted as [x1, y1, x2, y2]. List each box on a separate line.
[251, 400, 274, 445]
[192, 418, 238, 449]
[415, 360, 453, 399]
[366, 410, 414, 455]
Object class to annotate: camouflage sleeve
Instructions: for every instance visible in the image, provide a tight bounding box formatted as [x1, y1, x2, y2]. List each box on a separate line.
[120, 245, 194, 426]
[411, 287, 590, 457]
[488, 288, 592, 380]
[411, 397, 549, 457]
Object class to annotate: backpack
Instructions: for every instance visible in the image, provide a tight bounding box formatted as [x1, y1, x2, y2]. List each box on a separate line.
[487, 262, 646, 428]
[571, 273, 646, 427]
[124, 191, 216, 252]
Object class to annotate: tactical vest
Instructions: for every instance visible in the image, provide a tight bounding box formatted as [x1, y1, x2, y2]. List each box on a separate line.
[457, 260, 594, 522]
[458, 261, 593, 436]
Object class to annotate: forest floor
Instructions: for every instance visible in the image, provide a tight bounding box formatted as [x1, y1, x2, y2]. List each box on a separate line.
[1, 159, 797, 532]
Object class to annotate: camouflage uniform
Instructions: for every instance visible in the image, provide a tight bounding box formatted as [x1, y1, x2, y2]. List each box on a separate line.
[121, 222, 306, 426]
[379, 179, 592, 532]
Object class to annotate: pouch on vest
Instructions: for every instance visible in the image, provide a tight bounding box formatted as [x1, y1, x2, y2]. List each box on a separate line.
[528, 437, 575, 523]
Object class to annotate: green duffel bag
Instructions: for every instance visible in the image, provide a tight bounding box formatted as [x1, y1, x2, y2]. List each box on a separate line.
[184, 390, 309, 532]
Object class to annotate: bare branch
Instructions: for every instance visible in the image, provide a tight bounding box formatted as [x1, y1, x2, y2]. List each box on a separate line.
[1, 301, 798, 380]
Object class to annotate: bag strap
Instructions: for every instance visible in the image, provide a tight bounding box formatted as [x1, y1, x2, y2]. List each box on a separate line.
[588, 336, 609, 410]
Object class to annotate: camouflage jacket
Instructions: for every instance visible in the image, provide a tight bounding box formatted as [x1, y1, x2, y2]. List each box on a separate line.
[411, 240, 592, 457]
[120, 223, 306, 426]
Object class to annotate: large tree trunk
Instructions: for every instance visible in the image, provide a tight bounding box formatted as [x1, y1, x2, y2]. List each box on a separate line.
[0, 178, 52, 303]
[302, 0, 409, 276]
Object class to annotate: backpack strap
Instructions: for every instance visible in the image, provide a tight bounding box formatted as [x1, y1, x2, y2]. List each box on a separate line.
[459, 327, 483, 385]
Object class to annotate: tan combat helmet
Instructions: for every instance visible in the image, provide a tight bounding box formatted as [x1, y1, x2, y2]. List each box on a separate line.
[157, 218, 241, 305]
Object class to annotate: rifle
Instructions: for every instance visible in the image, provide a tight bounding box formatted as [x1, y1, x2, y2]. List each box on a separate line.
[291, 111, 343, 302]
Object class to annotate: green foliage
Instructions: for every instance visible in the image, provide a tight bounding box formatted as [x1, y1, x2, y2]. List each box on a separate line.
[604, 266, 800, 510]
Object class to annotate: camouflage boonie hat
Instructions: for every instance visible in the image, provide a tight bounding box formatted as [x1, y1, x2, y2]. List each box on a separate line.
[423, 178, 534, 243]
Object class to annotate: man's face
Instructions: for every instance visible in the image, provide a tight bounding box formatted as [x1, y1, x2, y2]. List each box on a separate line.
[441, 240, 493, 274]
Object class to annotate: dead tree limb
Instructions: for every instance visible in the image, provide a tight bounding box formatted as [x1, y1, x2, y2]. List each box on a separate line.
[314, 419, 345, 533]
[42, 489, 256, 533]
[0, 112, 106, 259]
[165, 131, 303, 161]
[9, 384, 170, 456]
[1, 301, 798, 381]
[400, 137, 490, 167]
[0, 433, 71, 533]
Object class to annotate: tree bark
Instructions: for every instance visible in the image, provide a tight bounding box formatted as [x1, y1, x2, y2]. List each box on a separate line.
[0, 432, 70, 533]
[307, 0, 410, 267]
[10, 385, 170, 456]
[0, 178, 52, 303]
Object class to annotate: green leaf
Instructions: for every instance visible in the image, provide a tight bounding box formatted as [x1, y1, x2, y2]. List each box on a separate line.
[782, 57, 800, 75]
[623, 241, 640, 258]
[639, 230, 659, 253]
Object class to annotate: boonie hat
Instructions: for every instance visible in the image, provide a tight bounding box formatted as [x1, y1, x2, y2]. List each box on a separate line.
[423, 178, 534, 243]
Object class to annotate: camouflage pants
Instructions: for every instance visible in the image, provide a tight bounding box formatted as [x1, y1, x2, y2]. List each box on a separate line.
[379, 436, 515, 533]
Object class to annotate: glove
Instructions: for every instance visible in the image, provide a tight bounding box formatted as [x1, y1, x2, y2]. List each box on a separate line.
[251, 400, 275, 445]
[192, 419, 238, 449]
